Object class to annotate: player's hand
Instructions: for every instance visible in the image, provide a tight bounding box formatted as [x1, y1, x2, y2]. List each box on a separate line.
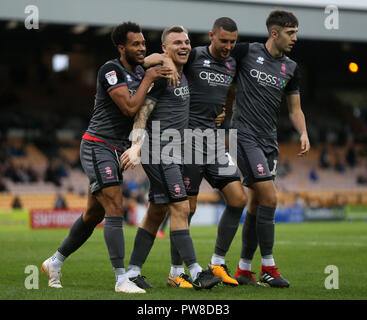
[120, 144, 142, 170]
[146, 66, 173, 82]
[214, 107, 226, 127]
[297, 133, 310, 157]
[162, 55, 179, 87]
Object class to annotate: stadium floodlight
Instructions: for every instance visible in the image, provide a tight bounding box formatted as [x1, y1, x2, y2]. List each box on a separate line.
[52, 54, 69, 72]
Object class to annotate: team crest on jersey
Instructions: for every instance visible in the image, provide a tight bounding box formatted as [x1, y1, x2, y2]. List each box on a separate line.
[280, 63, 286, 76]
[105, 70, 118, 85]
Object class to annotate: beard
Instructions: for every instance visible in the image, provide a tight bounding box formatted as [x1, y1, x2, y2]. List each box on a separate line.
[125, 51, 142, 66]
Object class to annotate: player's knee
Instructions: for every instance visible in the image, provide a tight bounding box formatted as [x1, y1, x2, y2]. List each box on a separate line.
[105, 199, 124, 217]
[230, 192, 247, 208]
[171, 201, 190, 220]
[84, 210, 104, 227]
[146, 210, 166, 227]
[261, 194, 277, 208]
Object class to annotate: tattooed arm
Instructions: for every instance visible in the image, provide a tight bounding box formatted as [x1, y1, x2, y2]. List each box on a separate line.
[120, 97, 157, 169]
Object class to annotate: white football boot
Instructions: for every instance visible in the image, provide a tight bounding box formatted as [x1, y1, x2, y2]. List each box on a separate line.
[115, 278, 146, 293]
[41, 258, 62, 288]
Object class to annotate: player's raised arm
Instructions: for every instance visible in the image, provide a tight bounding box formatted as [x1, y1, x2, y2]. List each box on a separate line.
[286, 93, 310, 156]
[144, 53, 179, 87]
[109, 66, 171, 117]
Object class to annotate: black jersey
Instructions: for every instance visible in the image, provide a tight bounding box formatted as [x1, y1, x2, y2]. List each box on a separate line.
[145, 73, 190, 163]
[184, 46, 236, 130]
[231, 42, 300, 151]
[86, 58, 145, 150]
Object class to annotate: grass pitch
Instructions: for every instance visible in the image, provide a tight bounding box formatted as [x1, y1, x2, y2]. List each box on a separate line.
[0, 221, 366, 300]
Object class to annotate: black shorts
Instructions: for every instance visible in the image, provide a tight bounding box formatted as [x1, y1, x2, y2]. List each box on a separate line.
[142, 162, 187, 204]
[80, 139, 123, 194]
[236, 134, 279, 187]
[183, 154, 241, 196]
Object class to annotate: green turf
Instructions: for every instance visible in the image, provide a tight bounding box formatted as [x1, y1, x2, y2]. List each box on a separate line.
[0, 221, 366, 300]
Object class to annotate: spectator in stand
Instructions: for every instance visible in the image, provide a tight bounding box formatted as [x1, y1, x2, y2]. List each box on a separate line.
[319, 144, 330, 169]
[55, 194, 68, 209]
[346, 142, 357, 168]
[0, 177, 8, 192]
[12, 196, 22, 209]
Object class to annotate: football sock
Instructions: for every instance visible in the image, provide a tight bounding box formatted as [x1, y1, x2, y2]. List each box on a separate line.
[238, 258, 252, 271]
[170, 265, 185, 278]
[214, 205, 243, 256]
[126, 265, 141, 278]
[129, 227, 156, 268]
[58, 214, 94, 258]
[50, 251, 65, 269]
[262, 256, 275, 267]
[256, 205, 276, 257]
[188, 262, 202, 281]
[241, 211, 258, 261]
[210, 253, 225, 266]
[170, 212, 194, 265]
[104, 216, 125, 269]
[170, 229, 198, 269]
[114, 268, 126, 282]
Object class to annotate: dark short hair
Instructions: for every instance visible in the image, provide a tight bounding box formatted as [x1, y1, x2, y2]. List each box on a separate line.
[212, 17, 238, 33]
[111, 21, 142, 47]
[161, 25, 188, 44]
[266, 10, 299, 30]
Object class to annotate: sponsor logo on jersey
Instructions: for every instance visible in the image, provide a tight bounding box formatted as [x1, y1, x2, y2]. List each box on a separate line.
[174, 85, 190, 100]
[199, 71, 233, 86]
[126, 74, 132, 82]
[105, 70, 118, 85]
[250, 69, 287, 89]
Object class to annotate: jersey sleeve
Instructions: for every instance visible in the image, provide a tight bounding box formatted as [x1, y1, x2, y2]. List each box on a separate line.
[98, 63, 127, 93]
[285, 65, 300, 95]
[146, 78, 167, 102]
[231, 42, 250, 64]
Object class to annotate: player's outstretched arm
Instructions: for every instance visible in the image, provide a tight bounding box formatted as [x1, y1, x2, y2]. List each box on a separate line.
[109, 66, 171, 117]
[120, 97, 157, 169]
[286, 93, 310, 157]
[144, 53, 179, 87]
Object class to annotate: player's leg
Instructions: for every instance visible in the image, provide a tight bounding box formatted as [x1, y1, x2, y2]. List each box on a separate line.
[125, 202, 168, 288]
[167, 164, 201, 287]
[168, 199, 221, 290]
[251, 179, 289, 288]
[209, 180, 246, 286]
[41, 186, 104, 288]
[235, 187, 264, 286]
[168, 195, 196, 287]
[95, 185, 145, 293]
